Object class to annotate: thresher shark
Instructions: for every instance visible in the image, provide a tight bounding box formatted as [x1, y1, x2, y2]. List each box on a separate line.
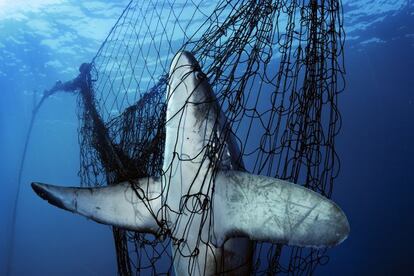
[32, 51, 349, 275]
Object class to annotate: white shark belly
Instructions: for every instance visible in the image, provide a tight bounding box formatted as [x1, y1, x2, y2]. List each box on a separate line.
[165, 52, 253, 275]
[31, 51, 349, 276]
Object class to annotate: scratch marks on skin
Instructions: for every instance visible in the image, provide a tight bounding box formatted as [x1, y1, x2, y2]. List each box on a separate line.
[31, 51, 349, 276]
[217, 170, 340, 246]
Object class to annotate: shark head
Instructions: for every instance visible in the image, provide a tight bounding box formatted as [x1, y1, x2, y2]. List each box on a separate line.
[166, 51, 217, 130]
[32, 51, 349, 275]
[168, 51, 204, 95]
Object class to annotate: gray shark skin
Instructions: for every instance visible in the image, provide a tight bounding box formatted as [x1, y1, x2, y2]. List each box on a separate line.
[32, 51, 349, 276]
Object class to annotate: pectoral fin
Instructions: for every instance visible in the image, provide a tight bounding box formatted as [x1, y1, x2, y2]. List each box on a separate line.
[32, 178, 162, 234]
[213, 171, 349, 248]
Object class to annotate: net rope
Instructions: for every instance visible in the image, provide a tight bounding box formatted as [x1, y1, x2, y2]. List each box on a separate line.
[41, 0, 345, 274]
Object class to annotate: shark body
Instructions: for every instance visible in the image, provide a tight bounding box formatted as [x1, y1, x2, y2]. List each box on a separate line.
[32, 51, 349, 275]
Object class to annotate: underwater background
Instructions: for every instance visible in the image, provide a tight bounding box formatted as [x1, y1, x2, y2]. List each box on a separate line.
[0, 0, 413, 275]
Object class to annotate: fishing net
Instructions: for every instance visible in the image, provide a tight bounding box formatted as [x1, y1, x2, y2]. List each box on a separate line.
[48, 0, 345, 274]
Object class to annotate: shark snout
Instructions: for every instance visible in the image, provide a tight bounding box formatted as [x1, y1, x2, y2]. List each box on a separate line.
[168, 51, 202, 95]
[170, 51, 199, 74]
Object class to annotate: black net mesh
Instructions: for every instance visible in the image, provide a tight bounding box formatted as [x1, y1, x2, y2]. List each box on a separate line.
[67, 0, 345, 274]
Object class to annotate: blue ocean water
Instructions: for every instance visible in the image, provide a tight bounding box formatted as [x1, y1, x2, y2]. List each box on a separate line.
[0, 1, 413, 275]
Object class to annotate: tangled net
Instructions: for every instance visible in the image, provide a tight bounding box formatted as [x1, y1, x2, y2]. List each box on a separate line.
[52, 0, 345, 274]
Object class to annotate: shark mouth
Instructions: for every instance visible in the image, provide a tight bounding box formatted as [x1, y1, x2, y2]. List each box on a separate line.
[32, 51, 349, 275]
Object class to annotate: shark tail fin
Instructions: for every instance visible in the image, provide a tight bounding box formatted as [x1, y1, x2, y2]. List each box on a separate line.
[32, 178, 162, 234]
[213, 171, 349, 248]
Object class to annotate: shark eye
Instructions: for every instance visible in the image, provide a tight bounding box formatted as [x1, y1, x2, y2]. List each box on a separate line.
[195, 71, 206, 81]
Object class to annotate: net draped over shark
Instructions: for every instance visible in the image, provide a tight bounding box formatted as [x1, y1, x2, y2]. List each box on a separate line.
[32, 51, 349, 275]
